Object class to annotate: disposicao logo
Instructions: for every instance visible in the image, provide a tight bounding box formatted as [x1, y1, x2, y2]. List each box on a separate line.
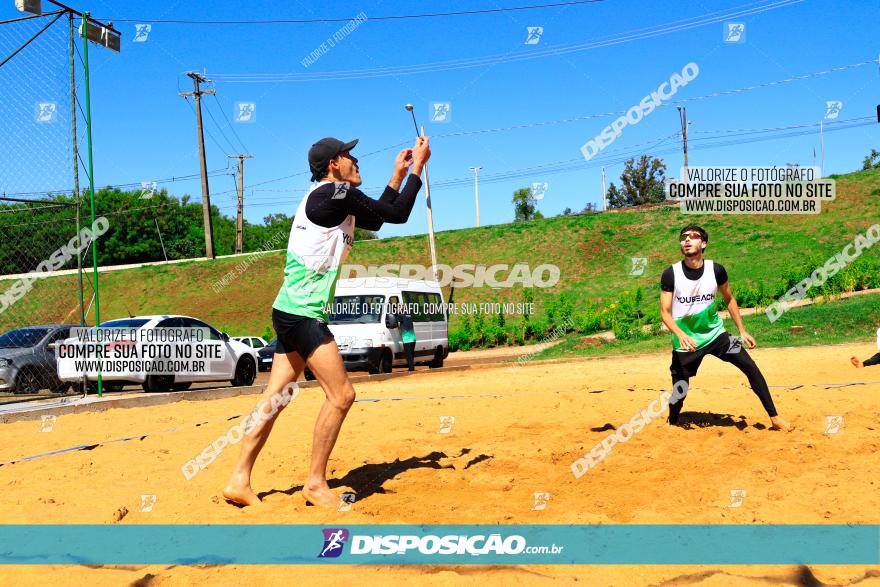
[318, 528, 349, 558]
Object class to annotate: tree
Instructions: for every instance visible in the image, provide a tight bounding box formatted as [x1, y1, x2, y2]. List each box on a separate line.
[606, 182, 623, 208]
[862, 149, 880, 170]
[562, 207, 573, 216]
[512, 187, 539, 221]
[581, 202, 598, 214]
[607, 155, 667, 208]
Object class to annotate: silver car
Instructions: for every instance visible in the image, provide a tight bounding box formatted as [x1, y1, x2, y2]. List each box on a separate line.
[0, 324, 78, 394]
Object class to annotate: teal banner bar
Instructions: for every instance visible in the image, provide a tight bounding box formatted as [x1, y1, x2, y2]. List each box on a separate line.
[1, 525, 877, 565]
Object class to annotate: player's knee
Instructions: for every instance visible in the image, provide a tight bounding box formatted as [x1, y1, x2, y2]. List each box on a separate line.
[329, 383, 356, 411]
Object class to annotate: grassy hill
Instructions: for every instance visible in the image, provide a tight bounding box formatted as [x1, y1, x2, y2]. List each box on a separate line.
[2, 170, 878, 348]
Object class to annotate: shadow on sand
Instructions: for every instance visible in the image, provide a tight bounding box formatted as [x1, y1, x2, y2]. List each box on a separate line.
[258, 448, 490, 503]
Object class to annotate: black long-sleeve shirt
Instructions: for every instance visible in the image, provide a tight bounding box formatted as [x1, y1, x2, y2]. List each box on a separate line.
[305, 174, 423, 231]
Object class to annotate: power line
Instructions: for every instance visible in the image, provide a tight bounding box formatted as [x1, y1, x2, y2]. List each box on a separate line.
[182, 95, 230, 156]
[206, 53, 878, 198]
[96, 1, 607, 24]
[2, 169, 230, 198]
[202, 112, 875, 204]
[687, 117, 875, 140]
[418, 59, 878, 141]
[200, 95, 238, 155]
[210, 0, 804, 82]
[341, 116, 877, 194]
[39, 114, 864, 219]
[0, 203, 177, 229]
[10, 56, 872, 205]
[209, 93, 249, 154]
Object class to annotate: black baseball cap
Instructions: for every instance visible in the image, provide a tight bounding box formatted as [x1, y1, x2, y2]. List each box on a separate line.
[308, 137, 358, 182]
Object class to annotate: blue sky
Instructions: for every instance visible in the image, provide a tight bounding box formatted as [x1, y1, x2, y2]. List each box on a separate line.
[2, 0, 878, 238]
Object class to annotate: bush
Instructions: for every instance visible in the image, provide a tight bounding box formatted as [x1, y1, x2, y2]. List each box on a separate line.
[544, 292, 575, 331]
[448, 328, 470, 352]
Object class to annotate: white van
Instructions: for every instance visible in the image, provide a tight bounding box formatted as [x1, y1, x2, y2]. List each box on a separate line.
[310, 278, 449, 376]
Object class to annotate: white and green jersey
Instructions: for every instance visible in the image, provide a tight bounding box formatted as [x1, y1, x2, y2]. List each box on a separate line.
[670, 260, 726, 351]
[272, 182, 354, 321]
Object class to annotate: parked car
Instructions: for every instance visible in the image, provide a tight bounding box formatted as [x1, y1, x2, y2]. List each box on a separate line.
[232, 336, 269, 350]
[0, 324, 79, 394]
[257, 339, 276, 372]
[303, 278, 449, 379]
[56, 315, 259, 393]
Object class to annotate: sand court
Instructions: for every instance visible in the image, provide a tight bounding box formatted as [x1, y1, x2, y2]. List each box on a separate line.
[1, 343, 878, 585]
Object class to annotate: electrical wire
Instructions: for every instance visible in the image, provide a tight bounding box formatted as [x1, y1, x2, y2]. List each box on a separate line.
[209, 0, 804, 82]
[200, 96, 239, 155]
[2, 169, 230, 198]
[95, 1, 608, 24]
[182, 95, 231, 156]
[209, 92, 249, 154]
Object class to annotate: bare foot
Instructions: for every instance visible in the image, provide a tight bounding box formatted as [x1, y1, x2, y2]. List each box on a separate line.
[222, 484, 262, 507]
[302, 484, 337, 508]
[770, 416, 795, 432]
[851, 357, 864, 368]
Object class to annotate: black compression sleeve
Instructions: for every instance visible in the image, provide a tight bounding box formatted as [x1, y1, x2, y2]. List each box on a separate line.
[660, 266, 675, 292]
[352, 184, 406, 230]
[304, 176, 423, 230]
[344, 174, 422, 225]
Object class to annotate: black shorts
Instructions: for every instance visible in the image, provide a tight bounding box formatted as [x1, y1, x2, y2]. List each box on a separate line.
[272, 308, 334, 360]
[670, 331, 740, 379]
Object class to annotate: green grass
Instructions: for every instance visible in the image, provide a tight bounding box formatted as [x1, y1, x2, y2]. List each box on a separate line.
[530, 292, 880, 361]
[1, 169, 878, 342]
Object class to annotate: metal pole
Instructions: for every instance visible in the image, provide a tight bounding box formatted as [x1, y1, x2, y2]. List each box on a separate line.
[0, 11, 64, 68]
[470, 166, 481, 227]
[81, 11, 101, 396]
[420, 125, 439, 282]
[601, 166, 607, 211]
[69, 12, 84, 327]
[820, 120, 825, 177]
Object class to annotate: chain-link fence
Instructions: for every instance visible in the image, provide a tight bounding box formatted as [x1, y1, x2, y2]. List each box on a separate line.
[1, 11, 90, 401]
[0, 198, 91, 399]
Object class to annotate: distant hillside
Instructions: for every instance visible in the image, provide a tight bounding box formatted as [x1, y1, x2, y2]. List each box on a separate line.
[2, 170, 878, 347]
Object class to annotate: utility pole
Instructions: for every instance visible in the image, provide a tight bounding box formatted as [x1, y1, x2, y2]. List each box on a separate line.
[677, 106, 689, 185]
[820, 120, 825, 177]
[180, 72, 216, 259]
[469, 166, 482, 227]
[601, 166, 607, 211]
[227, 154, 253, 254]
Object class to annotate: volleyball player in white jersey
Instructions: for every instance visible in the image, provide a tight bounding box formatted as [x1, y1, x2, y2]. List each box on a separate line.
[223, 136, 431, 507]
[660, 225, 794, 431]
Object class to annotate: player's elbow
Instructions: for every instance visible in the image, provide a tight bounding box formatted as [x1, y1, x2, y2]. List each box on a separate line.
[359, 220, 383, 231]
[384, 211, 411, 224]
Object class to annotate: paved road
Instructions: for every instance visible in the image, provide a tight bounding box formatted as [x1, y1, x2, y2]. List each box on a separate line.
[0, 342, 540, 412]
